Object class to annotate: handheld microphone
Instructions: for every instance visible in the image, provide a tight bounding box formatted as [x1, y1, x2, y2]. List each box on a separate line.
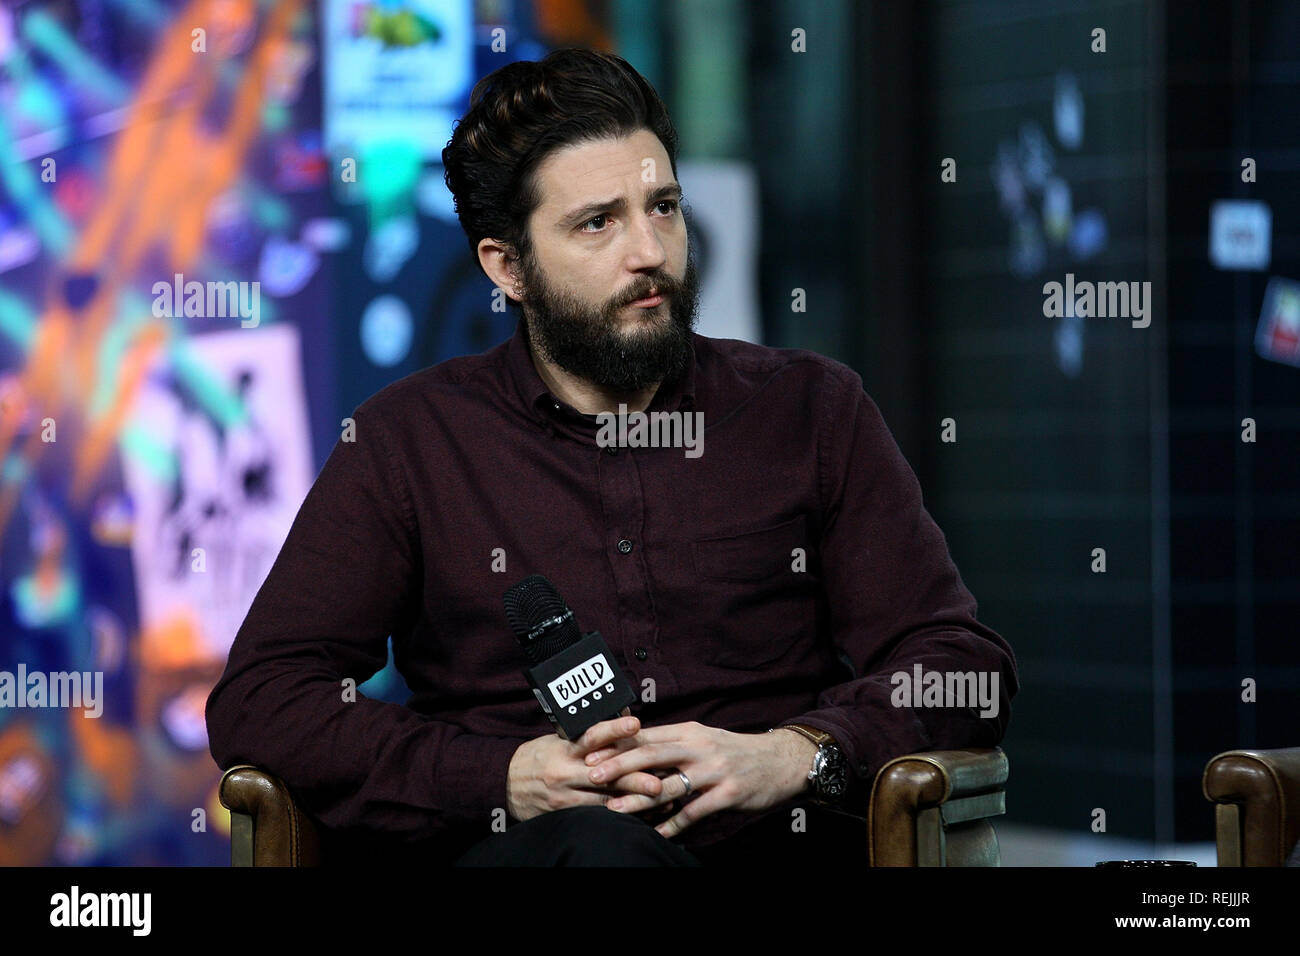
[503, 574, 636, 739]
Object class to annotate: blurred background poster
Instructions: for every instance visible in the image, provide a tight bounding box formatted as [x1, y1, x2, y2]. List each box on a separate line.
[122, 323, 312, 662]
[322, 0, 472, 160]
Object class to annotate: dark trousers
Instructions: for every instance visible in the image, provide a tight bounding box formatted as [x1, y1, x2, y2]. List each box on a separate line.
[453, 804, 869, 867]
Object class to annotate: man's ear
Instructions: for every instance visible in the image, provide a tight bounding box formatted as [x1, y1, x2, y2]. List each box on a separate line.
[477, 237, 525, 301]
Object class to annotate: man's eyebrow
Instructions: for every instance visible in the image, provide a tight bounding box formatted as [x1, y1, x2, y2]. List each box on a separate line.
[558, 182, 683, 228]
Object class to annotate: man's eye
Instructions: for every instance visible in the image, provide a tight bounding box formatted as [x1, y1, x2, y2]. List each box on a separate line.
[580, 202, 677, 233]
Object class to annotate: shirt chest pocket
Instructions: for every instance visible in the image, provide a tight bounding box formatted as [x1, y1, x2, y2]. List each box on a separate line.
[690, 515, 818, 668]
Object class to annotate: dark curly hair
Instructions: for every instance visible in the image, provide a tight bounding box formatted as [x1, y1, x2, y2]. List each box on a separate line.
[442, 47, 679, 280]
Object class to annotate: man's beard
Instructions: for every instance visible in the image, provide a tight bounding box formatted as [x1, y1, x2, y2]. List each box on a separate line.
[517, 247, 701, 395]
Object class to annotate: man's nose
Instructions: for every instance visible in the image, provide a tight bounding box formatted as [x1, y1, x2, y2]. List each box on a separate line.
[624, 212, 668, 271]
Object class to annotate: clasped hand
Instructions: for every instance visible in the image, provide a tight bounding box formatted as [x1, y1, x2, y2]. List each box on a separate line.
[505, 713, 815, 838]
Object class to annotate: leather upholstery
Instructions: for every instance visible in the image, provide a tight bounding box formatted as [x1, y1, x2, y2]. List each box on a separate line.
[1203, 747, 1300, 866]
[219, 764, 323, 866]
[220, 747, 1009, 866]
[868, 747, 1008, 866]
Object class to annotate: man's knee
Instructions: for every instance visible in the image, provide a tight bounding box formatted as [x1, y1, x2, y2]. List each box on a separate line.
[455, 805, 701, 866]
[549, 806, 697, 866]
[549, 805, 642, 839]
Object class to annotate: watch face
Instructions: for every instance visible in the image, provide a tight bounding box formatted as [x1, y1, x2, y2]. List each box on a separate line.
[815, 745, 848, 798]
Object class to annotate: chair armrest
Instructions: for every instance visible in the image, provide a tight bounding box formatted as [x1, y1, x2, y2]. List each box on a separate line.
[1203, 747, 1300, 867]
[868, 747, 1008, 866]
[219, 765, 324, 867]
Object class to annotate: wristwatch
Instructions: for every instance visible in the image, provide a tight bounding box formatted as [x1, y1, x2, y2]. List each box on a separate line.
[769, 723, 848, 804]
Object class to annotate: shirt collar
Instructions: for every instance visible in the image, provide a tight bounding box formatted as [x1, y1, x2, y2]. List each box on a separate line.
[504, 316, 698, 437]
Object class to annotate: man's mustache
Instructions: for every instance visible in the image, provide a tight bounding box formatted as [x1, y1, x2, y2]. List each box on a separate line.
[619, 277, 679, 308]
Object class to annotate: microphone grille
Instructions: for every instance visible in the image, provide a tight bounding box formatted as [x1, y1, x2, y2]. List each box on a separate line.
[504, 574, 581, 663]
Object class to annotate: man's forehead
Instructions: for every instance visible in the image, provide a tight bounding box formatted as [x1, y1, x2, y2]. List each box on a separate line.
[534, 132, 671, 205]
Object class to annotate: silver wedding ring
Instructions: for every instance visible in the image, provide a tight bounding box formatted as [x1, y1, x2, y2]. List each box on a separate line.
[677, 770, 692, 796]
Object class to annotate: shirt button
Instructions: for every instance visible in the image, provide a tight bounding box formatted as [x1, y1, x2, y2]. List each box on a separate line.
[634, 647, 648, 661]
[551, 401, 561, 411]
[604, 445, 618, 455]
[617, 539, 633, 554]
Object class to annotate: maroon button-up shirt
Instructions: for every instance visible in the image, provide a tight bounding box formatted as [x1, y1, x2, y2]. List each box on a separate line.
[205, 316, 1018, 858]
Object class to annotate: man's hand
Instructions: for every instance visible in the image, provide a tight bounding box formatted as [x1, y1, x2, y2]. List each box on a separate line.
[505, 714, 671, 822]
[582, 721, 818, 838]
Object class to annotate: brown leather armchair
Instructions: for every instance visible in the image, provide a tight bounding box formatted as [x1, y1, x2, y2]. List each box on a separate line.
[868, 747, 1008, 866]
[219, 746, 1008, 866]
[1203, 747, 1300, 866]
